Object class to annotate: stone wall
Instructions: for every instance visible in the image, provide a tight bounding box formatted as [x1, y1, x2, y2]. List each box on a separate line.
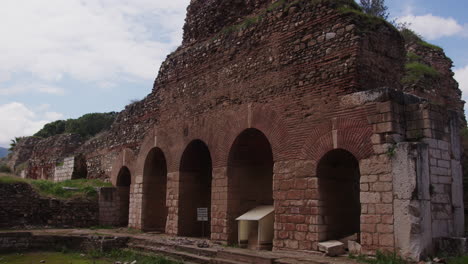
[0, 232, 128, 253]
[99, 187, 122, 227]
[53, 155, 87, 182]
[0, 182, 98, 228]
[25, 134, 83, 180]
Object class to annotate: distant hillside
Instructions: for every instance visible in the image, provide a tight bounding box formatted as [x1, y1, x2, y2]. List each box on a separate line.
[34, 112, 117, 139]
[0, 147, 8, 158]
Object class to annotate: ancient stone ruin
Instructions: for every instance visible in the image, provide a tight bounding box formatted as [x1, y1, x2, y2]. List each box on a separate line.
[4, 0, 466, 261]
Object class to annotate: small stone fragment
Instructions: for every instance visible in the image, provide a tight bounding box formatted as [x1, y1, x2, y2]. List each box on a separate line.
[348, 241, 362, 255]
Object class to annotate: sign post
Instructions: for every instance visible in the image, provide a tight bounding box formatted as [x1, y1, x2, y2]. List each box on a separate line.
[197, 208, 209, 238]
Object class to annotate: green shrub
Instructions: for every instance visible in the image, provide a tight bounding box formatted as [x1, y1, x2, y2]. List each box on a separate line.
[447, 255, 468, 264]
[402, 62, 440, 85]
[350, 251, 408, 264]
[0, 164, 11, 173]
[34, 112, 117, 139]
[400, 28, 443, 51]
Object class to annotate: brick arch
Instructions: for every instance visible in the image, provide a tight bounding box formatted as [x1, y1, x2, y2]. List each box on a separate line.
[210, 103, 291, 167]
[110, 148, 136, 186]
[300, 118, 373, 162]
[135, 128, 175, 175]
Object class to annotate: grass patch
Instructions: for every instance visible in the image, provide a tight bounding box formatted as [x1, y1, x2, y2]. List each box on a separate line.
[0, 173, 111, 200]
[402, 62, 440, 85]
[220, 0, 362, 36]
[406, 52, 422, 62]
[350, 251, 408, 264]
[400, 28, 443, 51]
[447, 255, 468, 264]
[0, 252, 112, 264]
[0, 164, 11, 173]
[89, 249, 182, 264]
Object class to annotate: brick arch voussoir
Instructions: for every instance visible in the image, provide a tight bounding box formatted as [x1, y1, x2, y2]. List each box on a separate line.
[250, 104, 291, 162]
[337, 127, 374, 161]
[110, 148, 136, 186]
[209, 109, 249, 168]
[135, 127, 174, 176]
[299, 121, 333, 160]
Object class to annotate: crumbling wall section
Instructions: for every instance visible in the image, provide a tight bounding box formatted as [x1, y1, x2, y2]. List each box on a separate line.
[24, 134, 83, 180]
[0, 182, 98, 228]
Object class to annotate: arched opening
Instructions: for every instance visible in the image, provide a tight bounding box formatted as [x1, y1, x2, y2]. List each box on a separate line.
[116, 166, 131, 227]
[142, 148, 168, 232]
[227, 128, 274, 245]
[317, 149, 361, 241]
[178, 140, 212, 237]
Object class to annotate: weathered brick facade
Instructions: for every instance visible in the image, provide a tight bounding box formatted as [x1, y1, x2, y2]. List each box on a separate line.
[104, 0, 465, 260]
[5, 0, 465, 261]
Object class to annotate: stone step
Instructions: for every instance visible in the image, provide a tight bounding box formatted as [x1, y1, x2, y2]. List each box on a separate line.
[175, 244, 218, 257]
[127, 243, 211, 264]
[210, 258, 245, 264]
[217, 249, 275, 264]
[128, 238, 169, 248]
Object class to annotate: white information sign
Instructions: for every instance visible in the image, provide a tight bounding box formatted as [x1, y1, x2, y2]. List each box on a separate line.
[197, 208, 208, 222]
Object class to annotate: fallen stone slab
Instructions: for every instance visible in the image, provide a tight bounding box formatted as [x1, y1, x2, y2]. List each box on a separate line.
[318, 241, 345, 256]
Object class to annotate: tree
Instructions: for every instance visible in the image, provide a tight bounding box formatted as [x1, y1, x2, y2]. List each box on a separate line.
[9, 137, 25, 151]
[360, 0, 389, 19]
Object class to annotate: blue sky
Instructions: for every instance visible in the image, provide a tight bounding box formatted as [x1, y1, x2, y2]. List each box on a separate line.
[0, 0, 466, 147]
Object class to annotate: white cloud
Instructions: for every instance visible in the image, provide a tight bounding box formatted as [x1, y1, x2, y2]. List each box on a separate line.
[0, 84, 65, 96]
[0, 0, 190, 86]
[397, 14, 466, 40]
[0, 102, 63, 147]
[454, 66, 468, 103]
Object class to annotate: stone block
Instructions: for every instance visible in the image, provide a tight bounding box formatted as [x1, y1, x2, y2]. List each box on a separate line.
[318, 240, 345, 256]
[348, 241, 362, 255]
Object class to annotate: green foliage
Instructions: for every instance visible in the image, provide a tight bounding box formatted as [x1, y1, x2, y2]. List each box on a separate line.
[350, 251, 408, 264]
[89, 249, 182, 264]
[386, 144, 396, 158]
[0, 164, 11, 173]
[402, 62, 440, 85]
[359, 0, 389, 19]
[400, 28, 443, 51]
[406, 52, 422, 62]
[447, 255, 468, 264]
[337, 5, 396, 33]
[30, 179, 112, 199]
[221, 0, 362, 36]
[9, 137, 26, 151]
[0, 174, 26, 183]
[0, 174, 111, 200]
[34, 112, 117, 139]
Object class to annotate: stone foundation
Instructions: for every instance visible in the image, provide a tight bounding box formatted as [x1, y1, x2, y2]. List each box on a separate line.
[0, 183, 98, 228]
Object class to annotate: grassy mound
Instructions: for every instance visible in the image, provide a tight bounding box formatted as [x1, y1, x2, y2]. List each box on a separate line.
[0, 173, 112, 200]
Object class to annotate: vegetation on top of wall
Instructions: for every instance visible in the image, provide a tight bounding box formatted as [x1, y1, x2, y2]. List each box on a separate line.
[400, 28, 443, 51]
[402, 61, 440, 85]
[220, 0, 362, 36]
[0, 173, 112, 200]
[401, 49, 440, 85]
[33, 112, 117, 139]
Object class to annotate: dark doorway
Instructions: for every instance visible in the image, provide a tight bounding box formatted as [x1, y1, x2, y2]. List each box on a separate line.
[178, 140, 212, 237]
[317, 149, 361, 241]
[142, 148, 168, 232]
[227, 128, 274, 243]
[116, 166, 131, 227]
